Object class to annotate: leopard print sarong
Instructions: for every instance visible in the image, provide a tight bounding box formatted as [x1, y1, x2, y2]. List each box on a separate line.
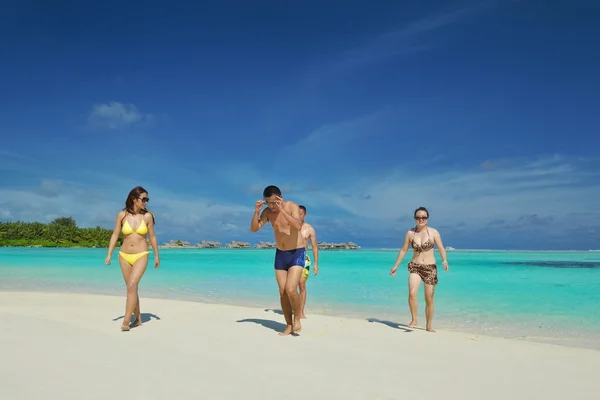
[408, 262, 438, 285]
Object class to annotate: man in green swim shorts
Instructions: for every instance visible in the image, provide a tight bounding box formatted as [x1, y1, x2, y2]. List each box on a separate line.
[298, 205, 319, 319]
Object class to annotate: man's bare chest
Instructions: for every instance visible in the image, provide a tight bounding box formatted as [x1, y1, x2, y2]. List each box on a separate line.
[269, 214, 292, 234]
[300, 227, 310, 240]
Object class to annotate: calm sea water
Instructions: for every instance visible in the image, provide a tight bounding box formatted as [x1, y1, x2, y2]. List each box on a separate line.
[1, 248, 599, 349]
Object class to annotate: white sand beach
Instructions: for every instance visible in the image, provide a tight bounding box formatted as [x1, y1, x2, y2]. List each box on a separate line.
[1, 291, 598, 400]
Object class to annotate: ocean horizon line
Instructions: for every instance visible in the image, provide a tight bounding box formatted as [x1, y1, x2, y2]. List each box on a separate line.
[1, 246, 599, 253]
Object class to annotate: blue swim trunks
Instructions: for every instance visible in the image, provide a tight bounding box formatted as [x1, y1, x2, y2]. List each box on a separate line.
[274, 248, 306, 271]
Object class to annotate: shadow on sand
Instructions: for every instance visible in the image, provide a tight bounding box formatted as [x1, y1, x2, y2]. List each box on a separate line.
[264, 308, 284, 315]
[264, 310, 414, 333]
[237, 318, 300, 336]
[366, 318, 414, 332]
[112, 313, 161, 327]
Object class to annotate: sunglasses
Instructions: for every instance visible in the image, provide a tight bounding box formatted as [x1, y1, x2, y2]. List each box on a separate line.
[414, 216, 428, 220]
[139, 197, 150, 203]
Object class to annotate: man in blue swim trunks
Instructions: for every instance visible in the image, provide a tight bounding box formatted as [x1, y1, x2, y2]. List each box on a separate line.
[298, 205, 319, 319]
[250, 185, 305, 336]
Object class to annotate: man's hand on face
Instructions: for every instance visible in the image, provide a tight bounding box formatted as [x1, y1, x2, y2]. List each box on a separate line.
[272, 196, 284, 212]
[255, 200, 265, 213]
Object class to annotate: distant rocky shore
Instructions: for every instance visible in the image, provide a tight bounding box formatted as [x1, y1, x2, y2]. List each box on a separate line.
[160, 240, 360, 250]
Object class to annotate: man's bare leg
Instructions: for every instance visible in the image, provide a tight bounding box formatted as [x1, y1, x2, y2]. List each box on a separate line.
[407, 273, 422, 328]
[299, 276, 307, 319]
[424, 283, 436, 332]
[285, 266, 304, 333]
[275, 270, 294, 335]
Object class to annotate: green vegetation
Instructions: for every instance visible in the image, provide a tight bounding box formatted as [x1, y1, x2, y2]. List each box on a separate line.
[0, 217, 120, 248]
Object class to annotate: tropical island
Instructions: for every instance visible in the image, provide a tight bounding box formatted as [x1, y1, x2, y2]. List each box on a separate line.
[0, 218, 119, 248]
[0, 218, 361, 250]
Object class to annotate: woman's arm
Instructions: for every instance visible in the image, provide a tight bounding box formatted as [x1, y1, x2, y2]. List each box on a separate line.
[105, 211, 124, 264]
[433, 229, 449, 271]
[390, 230, 413, 275]
[146, 212, 160, 268]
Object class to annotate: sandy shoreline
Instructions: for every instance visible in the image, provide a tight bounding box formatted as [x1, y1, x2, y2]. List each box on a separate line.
[1, 291, 598, 400]
[3, 286, 598, 351]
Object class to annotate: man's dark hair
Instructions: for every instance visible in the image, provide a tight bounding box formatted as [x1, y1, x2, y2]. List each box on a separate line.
[299, 205, 306, 213]
[263, 185, 282, 197]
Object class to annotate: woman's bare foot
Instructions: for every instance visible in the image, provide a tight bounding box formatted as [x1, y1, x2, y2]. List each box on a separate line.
[408, 320, 418, 328]
[300, 313, 307, 319]
[121, 324, 130, 332]
[130, 318, 142, 328]
[426, 326, 436, 333]
[278, 325, 294, 336]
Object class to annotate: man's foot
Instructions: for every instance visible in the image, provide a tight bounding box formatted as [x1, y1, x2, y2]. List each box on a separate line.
[293, 320, 302, 333]
[426, 326, 436, 333]
[408, 320, 417, 328]
[300, 313, 307, 319]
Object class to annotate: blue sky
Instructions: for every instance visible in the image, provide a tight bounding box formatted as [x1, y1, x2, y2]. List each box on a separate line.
[1, 0, 599, 250]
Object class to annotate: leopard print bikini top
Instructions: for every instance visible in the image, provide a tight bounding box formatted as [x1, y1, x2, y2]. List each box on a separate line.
[411, 228, 434, 252]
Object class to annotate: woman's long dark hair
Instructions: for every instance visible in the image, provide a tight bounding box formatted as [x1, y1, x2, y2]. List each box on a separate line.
[123, 186, 155, 224]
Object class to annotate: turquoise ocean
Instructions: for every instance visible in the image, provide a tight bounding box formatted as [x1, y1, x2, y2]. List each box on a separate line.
[1, 247, 599, 349]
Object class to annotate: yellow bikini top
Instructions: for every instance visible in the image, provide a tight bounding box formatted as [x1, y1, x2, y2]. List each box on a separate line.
[122, 217, 148, 236]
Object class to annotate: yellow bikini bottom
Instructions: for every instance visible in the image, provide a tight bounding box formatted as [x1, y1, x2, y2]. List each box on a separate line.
[118, 251, 149, 266]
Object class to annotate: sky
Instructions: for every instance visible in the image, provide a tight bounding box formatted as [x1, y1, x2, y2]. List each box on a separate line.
[1, 0, 599, 250]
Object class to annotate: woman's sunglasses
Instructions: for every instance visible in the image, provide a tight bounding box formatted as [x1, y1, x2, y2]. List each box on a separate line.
[139, 197, 150, 203]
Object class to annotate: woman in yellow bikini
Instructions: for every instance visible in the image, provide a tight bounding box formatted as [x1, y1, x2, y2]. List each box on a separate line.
[389, 207, 449, 332]
[105, 186, 160, 331]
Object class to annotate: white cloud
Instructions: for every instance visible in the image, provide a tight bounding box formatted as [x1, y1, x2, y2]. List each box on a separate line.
[0, 177, 253, 243]
[0, 208, 12, 219]
[2, 154, 597, 248]
[0, 150, 29, 159]
[257, 4, 501, 136]
[272, 107, 395, 181]
[87, 101, 153, 130]
[0, 182, 116, 227]
[291, 108, 388, 149]
[289, 155, 600, 235]
[330, 1, 500, 71]
[0, 151, 39, 175]
[37, 179, 62, 198]
[146, 188, 253, 240]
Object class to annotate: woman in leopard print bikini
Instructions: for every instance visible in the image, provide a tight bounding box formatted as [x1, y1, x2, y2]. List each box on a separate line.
[390, 207, 449, 332]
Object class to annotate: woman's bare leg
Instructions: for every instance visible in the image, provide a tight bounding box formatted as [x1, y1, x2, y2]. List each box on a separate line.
[119, 255, 148, 330]
[119, 256, 134, 329]
[424, 283, 436, 332]
[407, 273, 422, 328]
